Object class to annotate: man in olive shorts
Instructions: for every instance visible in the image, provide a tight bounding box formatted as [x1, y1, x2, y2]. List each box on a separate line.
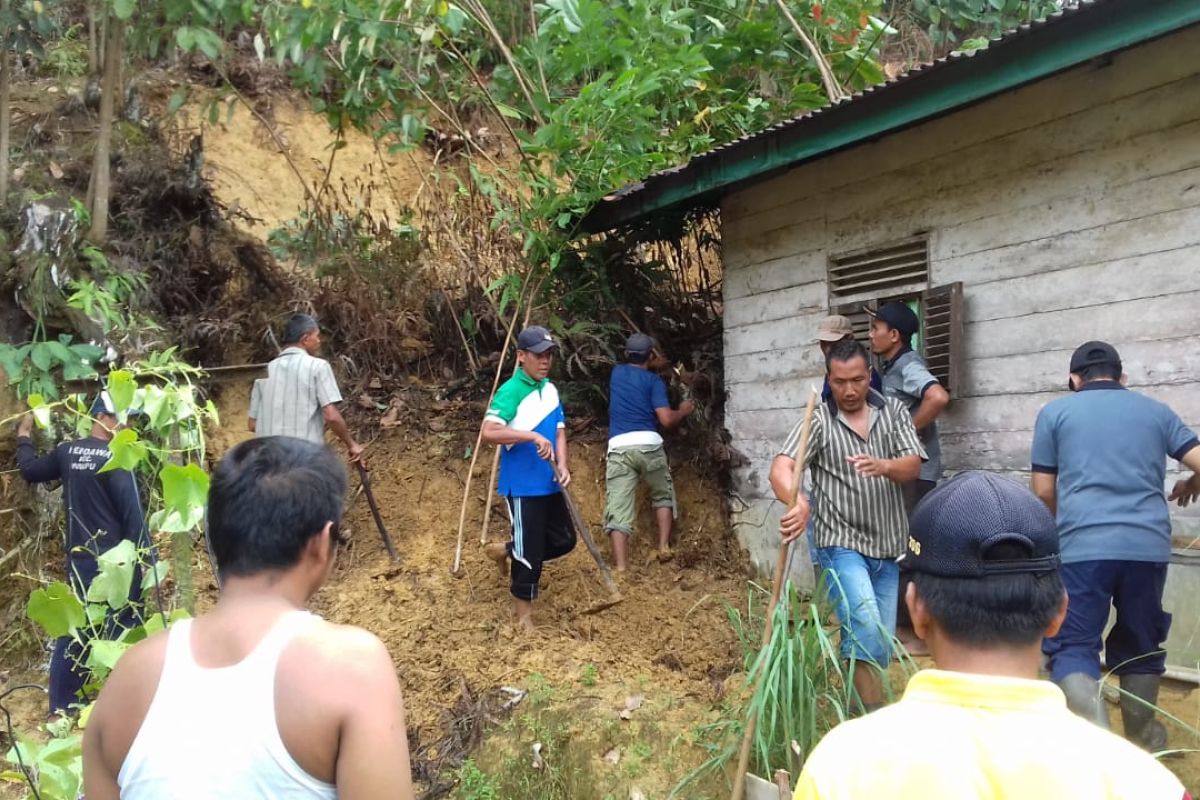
[604, 333, 694, 570]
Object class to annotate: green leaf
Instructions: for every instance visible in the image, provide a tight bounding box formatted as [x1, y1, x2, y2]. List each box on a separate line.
[86, 540, 137, 609]
[175, 26, 194, 52]
[86, 639, 130, 672]
[29, 342, 52, 372]
[99, 428, 147, 473]
[151, 462, 209, 533]
[106, 369, 135, 414]
[27, 393, 51, 429]
[141, 559, 170, 593]
[112, 0, 136, 20]
[27, 582, 86, 637]
[166, 88, 188, 115]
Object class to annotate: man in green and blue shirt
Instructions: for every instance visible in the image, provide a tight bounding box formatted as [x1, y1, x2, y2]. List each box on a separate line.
[482, 326, 576, 631]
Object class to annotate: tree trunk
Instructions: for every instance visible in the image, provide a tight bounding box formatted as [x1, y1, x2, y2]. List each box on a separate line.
[88, 15, 123, 243]
[0, 6, 11, 208]
[87, 2, 99, 74]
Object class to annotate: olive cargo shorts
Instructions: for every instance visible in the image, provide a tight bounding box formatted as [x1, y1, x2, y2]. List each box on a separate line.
[604, 445, 676, 535]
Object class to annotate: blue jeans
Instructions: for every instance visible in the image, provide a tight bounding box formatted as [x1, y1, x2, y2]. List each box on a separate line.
[1043, 560, 1171, 682]
[815, 546, 899, 666]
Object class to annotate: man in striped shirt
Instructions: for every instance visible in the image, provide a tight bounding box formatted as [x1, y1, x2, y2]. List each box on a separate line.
[770, 339, 925, 711]
[249, 314, 364, 463]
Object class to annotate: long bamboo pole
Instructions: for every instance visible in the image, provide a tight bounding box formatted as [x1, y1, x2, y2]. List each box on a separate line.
[730, 387, 818, 800]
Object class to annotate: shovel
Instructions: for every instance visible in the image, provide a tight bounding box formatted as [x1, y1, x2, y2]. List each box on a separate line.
[559, 484, 623, 614]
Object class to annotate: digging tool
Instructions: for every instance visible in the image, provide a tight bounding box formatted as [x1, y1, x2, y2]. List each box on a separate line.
[356, 462, 399, 563]
[730, 386, 818, 800]
[559, 484, 623, 614]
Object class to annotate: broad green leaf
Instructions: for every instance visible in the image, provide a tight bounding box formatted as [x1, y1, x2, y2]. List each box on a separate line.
[140, 559, 170, 593]
[140, 385, 172, 428]
[166, 88, 188, 115]
[152, 463, 209, 533]
[112, 0, 135, 19]
[27, 393, 51, 428]
[86, 540, 136, 609]
[99, 428, 146, 473]
[27, 582, 85, 637]
[29, 342, 52, 371]
[86, 640, 130, 672]
[106, 369, 135, 414]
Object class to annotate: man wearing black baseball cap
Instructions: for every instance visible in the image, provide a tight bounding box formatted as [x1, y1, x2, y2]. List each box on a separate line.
[868, 301, 949, 655]
[14, 391, 154, 717]
[481, 325, 576, 631]
[793, 472, 1186, 799]
[603, 332, 693, 570]
[1031, 341, 1200, 748]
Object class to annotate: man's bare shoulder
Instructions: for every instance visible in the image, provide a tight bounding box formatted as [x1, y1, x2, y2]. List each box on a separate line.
[290, 618, 395, 680]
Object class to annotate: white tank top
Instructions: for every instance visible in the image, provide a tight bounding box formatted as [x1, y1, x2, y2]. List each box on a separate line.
[118, 611, 338, 800]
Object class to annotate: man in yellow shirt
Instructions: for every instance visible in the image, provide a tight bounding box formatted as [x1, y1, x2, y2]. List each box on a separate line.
[794, 472, 1187, 800]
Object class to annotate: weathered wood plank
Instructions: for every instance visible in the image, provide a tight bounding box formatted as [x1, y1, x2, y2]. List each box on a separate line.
[723, 26, 1200, 220]
[965, 290, 1200, 361]
[724, 310, 827, 358]
[726, 348, 825, 387]
[723, 281, 827, 328]
[724, 250, 826, 301]
[932, 203, 1200, 289]
[940, 384, 1200, 435]
[723, 214, 828, 272]
[964, 336, 1200, 396]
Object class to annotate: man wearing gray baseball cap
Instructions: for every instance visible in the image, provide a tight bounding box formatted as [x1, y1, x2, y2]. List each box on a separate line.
[793, 472, 1186, 799]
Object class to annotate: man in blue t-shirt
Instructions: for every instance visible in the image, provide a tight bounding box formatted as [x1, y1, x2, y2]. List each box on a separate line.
[1032, 341, 1200, 750]
[481, 326, 576, 631]
[604, 333, 694, 571]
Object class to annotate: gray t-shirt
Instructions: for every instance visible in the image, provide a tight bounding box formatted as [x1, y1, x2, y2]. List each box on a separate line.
[880, 349, 942, 483]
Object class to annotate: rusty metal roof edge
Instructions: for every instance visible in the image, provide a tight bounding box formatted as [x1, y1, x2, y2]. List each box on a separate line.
[580, 0, 1200, 233]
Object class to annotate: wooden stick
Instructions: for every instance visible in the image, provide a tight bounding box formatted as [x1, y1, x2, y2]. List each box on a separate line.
[730, 387, 818, 800]
[479, 446, 501, 544]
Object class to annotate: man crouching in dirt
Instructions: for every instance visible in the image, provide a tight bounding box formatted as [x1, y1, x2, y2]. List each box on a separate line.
[82, 436, 415, 799]
[481, 325, 576, 631]
[793, 473, 1187, 800]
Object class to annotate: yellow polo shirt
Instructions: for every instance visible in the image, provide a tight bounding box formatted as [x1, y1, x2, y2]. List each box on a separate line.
[795, 670, 1186, 800]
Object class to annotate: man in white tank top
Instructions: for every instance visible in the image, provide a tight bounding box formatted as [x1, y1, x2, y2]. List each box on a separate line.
[82, 436, 415, 799]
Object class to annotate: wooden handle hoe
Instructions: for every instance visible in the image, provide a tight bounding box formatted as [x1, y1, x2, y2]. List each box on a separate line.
[730, 387, 818, 800]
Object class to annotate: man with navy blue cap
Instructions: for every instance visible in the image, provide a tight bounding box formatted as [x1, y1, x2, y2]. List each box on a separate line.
[14, 391, 154, 717]
[793, 472, 1186, 800]
[1032, 340, 1200, 748]
[603, 332, 693, 571]
[481, 326, 576, 630]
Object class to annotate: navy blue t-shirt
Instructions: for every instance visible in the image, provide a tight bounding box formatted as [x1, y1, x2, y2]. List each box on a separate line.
[1031, 382, 1199, 564]
[608, 364, 670, 438]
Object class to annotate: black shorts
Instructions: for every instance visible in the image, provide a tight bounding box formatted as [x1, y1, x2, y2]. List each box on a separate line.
[505, 493, 577, 601]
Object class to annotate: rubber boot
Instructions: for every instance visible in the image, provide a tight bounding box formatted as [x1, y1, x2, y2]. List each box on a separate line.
[1119, 674, 1168, 751]
[1058, 673, 1110, 729]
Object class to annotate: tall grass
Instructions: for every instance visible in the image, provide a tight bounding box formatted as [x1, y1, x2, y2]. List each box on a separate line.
[671, 579, 913, 797]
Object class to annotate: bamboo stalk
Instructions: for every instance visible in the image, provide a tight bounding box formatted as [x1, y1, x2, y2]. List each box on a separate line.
[730, 387, 818, 800]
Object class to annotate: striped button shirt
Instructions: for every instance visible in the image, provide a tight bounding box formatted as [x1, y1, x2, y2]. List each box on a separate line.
[249, 347, 343, 445]
[779, 390, 926, 559]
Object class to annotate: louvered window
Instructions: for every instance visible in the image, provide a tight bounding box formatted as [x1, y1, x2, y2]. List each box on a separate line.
[828, 238, 963, 399]
[828, 238, 929, 304]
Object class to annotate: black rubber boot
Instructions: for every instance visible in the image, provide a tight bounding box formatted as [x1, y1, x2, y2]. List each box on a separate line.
[1058, 672, 1110, 729]
[1119, 674, 1168, 751]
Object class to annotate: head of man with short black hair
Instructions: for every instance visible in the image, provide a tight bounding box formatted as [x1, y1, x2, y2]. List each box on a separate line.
[281, 313, 321, 355]
[792, 471, 1189, 800]
[824, 338, 872, 413]
[516, 324, 558, 382]
[1068, 339, 1125, 390]
[867, 301, 919, 361]
[83, 436, 415, 800]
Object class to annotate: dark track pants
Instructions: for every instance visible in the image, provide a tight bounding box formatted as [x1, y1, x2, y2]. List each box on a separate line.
[505, 494, 577, 601]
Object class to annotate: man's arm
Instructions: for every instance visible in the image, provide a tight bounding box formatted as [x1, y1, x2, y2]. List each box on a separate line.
[333, 631, 415, 800]
[14, 415, 62, 484]
[911, 383, 949, 431]
[654, 400, 695, 431]
[481, 420, 552, 458]
[848, 401, 925, 482]
[1032, 472, 1057, 515]
[322, 404, 364, 463]
[554, 426, 571, 488]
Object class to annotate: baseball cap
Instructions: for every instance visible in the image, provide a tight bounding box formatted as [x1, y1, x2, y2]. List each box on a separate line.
[1069, 340, 1121, 374]
[815, 315, 855, 343]
[516, 326, 558, 354]
[625, 332, 655, 355]
[90, 391, 116, 417]
[899, 471, 1060, 578]
[867, 302, 920, 340]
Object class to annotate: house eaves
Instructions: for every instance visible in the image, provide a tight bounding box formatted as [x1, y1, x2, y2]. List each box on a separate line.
[578, 0, 1200, 235]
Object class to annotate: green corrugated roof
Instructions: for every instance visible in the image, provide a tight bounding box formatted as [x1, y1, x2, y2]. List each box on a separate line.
[579, 0, 1200, 234]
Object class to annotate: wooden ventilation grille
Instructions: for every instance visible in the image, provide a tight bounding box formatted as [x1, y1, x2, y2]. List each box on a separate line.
[829, 238, 929, 301]
[922, 282, 964, 400]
